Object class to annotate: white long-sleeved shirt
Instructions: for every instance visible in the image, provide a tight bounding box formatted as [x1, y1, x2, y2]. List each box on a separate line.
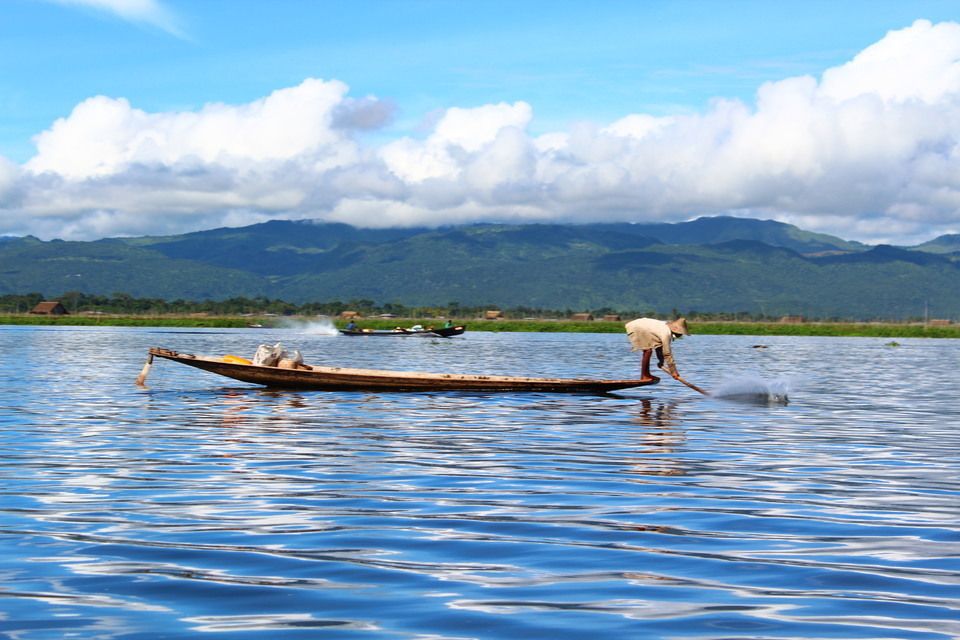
[624, 317, 677, 373]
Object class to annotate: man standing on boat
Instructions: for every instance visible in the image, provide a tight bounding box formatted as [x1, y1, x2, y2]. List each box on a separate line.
[624, 317, 690, 383]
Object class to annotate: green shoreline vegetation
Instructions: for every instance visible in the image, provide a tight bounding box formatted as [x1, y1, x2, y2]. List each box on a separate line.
[3, 291, 957, 338]
[2, 314, 958, 338]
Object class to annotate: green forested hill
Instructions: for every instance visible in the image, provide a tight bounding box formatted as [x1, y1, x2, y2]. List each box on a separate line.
[582, 216, 867, 254]
[908, 234, 960, 255]
[3, 217, 959, 320]
[0, 236, 270, 299]
[112, 220, 431, 275]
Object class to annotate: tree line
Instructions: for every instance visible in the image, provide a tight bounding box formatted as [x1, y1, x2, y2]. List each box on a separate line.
[1, 290, 866, 323]
[0, 291, 792, 321]
[0, 291, 605, 319]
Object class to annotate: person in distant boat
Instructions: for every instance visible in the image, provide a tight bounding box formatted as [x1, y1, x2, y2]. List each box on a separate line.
[345, 321, 356, 331]
[410, 324, 423, 331]
[444, 321, 452, 328]
[624, 317, 690, 383]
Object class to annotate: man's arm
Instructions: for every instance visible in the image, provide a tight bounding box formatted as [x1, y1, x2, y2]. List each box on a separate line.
[656, 345, 679, 378]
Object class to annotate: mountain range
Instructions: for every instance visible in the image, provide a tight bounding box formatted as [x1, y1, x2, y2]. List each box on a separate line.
[2, 216, 958, 320]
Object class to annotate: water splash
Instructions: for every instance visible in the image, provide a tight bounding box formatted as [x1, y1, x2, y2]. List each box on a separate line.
[711, 376, 791, 405]
[280, 317, 340, 336]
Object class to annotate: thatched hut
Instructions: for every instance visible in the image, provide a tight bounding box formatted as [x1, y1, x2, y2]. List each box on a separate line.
[30, 301, 69, 315]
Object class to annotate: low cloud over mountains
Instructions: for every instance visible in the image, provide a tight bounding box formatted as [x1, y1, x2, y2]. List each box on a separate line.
[2, 20, 960, 246]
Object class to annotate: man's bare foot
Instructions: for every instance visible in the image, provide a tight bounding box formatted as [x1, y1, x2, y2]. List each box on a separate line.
[640, 375, 660, 383]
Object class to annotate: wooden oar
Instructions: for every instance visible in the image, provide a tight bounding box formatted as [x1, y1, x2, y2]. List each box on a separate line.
[659, 364, 709, 396]
[135, 354, 153, 386]
[676, 375, 709, 396]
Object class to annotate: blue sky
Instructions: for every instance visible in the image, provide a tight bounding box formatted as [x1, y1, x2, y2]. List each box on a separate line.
[2, 0, 960, 244]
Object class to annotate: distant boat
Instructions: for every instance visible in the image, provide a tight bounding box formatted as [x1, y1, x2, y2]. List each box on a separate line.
[339, 325, 466, 338]
[139, 347, 654, 393]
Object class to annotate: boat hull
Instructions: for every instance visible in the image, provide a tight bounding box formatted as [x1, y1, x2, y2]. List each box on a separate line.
[339, 325, 465, 337]
[146, 348, 654, 393]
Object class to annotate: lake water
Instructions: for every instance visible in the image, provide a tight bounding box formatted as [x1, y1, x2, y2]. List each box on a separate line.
[1, 324, 959, 639]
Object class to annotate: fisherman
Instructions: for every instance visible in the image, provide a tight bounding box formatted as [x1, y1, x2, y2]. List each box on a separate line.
[624, 317, 690, 383]
[345, 320, 356, 331]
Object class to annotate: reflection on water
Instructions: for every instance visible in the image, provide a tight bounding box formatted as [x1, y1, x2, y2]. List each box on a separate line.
[1, 325, 959, 639]
[629, 399, 686, 476]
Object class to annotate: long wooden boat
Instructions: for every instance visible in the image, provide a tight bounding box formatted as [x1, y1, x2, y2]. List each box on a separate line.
[140, 347, 655, 393]
[339, 325, 466, 337]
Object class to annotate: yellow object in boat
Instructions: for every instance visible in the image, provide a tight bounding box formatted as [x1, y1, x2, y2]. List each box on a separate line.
[222, 355, 252, 364]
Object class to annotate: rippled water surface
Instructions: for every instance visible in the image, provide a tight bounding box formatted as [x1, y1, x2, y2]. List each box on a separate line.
[2, 324, 959, 639]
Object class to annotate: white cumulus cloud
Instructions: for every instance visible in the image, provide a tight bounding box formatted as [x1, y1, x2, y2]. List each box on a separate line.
[820, 19, 960, 104]
[27, 79, 357, 179]
[4, 19, 960, 245]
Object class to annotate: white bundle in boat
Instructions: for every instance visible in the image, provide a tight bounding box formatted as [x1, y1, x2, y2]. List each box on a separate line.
[278, 350, 304, 369]
[252, 342, 285, 366]
[252, 343, 307, 368]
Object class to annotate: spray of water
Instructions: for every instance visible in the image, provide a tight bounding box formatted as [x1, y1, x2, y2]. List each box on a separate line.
[278, 317, 340, 336]
[711, 376, 791, 405]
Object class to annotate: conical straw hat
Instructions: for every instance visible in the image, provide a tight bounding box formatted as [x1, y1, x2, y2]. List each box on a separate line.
[668, 317, 690, 336]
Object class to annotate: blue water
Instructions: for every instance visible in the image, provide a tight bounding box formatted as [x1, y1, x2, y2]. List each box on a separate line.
[1, 324, 959, 639]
